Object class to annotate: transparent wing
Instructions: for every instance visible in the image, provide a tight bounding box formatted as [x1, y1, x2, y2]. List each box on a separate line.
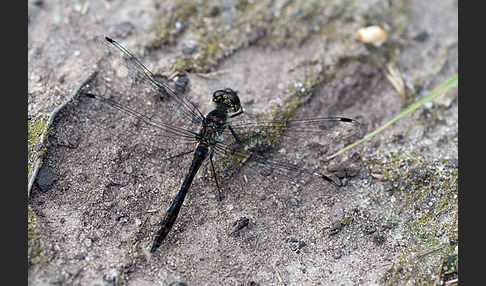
[82, 93, 198, 142]
[92, 35, 205, 125]
[210, 116, 362, 186]
[81, 36, 205, 159]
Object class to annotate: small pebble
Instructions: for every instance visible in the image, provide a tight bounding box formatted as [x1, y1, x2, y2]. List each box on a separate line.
[36, 166, 54, 192]
[332, 249, 342, 259]
[84, 238, 92, 248]
[414, 31, 429, 42]
[357, 25, 387, 46]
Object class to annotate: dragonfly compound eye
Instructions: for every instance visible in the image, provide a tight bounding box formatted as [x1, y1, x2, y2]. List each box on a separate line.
[212, 90, 225, 103]
[213, 88, 242, 113]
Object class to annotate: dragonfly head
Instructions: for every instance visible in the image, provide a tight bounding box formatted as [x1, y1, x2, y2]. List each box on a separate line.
[212, 88, 241, 114]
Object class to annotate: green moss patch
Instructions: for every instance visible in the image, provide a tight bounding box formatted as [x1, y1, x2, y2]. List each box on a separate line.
[365, 153, 458, 285]
[28, 115, 49, 178]
[28, 209, 47, 267]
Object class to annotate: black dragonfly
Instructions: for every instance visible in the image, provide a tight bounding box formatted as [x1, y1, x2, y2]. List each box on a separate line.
[82, 36, 360, 253]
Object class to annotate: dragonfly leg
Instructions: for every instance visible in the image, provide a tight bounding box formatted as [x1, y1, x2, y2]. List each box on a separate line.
[320, 173, 342, 187]
[227, 108, 244, 144]
[229, 109, 244, 118]
[161, 149, 194, 161]
[209, 150, 223, 201]
[228, 124, 242, 145]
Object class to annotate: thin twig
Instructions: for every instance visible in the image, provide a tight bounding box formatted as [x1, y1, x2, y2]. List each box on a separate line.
[385, 63, 406, 98]
[417, 246, 444, 259]
[194, 69, 229, 79]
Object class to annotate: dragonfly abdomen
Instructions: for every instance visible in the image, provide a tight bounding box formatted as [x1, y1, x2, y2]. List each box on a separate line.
[150, 144, 209, 253]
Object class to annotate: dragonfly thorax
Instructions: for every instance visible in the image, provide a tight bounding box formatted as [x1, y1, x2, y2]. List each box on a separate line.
[198, 109, 228, 145]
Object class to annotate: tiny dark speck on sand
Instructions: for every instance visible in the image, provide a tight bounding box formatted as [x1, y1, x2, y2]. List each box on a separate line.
[169, 281, 188, 286]
[414, 31, 430, 42]
[373, 233, 386, 245]
[289, 239, 307, 252]
[329, 222, 343, 236]
[231, 217, 250, 237]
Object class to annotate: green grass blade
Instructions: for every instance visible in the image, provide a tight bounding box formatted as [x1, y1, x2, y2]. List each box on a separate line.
[327, 75, 458, 160]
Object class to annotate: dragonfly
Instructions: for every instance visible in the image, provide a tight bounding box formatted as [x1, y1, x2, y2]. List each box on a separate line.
[82, 36, 361, 253]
